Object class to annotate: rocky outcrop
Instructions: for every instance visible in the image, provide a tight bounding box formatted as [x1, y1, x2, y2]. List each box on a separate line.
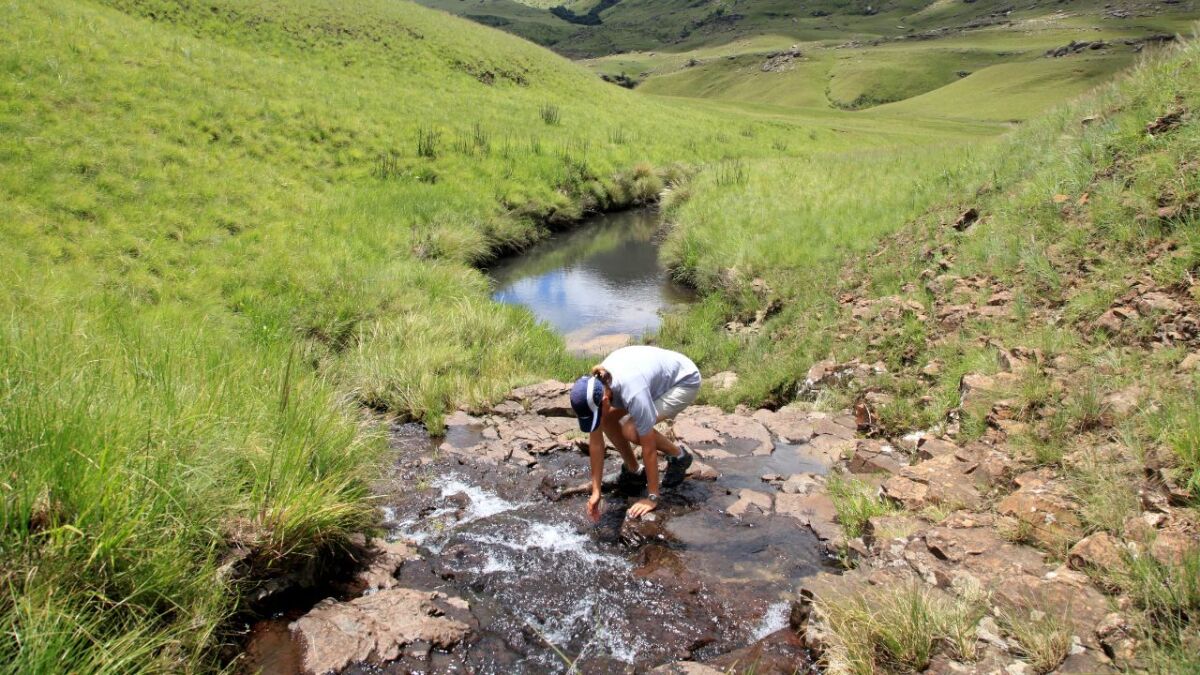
[290, 589, 470, 674]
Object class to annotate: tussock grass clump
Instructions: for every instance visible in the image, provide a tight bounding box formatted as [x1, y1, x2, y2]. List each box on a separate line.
[819, 583, 985, 674]
[827, 473, 900, 540]
[540, 102, 561, 125]
[417, 126, 441, 158]
[997, 608, 1072, 674]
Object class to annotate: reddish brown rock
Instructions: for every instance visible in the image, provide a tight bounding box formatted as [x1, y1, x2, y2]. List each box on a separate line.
[1135, 291, 1183, 315]
[347, 539, 419, 594]
[959, 372, 1019, 407]
[1095, 612, 1139, 670]
[726, 489, 773, 518]
[290, 589, 470, 674]
[996, 477, 1084, 550]
[881, 451, 983, 510]
[752, 406, 816, 443]
[1150, 526, 1197, 566]
[1068, 532, 1124, 571]
[848, 440, 904, 475]
[687, 460, 720, 481]
[507, 380, 574, 417]
[804, 434, 856, 469]
[1179, 351, 1200, 372]
[776, 492, 842, 545]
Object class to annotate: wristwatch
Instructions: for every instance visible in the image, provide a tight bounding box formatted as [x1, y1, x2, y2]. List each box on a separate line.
[647, 493, 659, 503]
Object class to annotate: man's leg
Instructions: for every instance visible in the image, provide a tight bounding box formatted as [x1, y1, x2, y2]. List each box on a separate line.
[620, 417, 682, 462]
[601, 408, 640, 472]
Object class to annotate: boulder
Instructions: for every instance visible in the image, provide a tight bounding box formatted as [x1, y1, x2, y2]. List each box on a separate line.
[290, 589, 470, 674]
[1067, 532, 1124, 571]
[709, 371, 739, 390]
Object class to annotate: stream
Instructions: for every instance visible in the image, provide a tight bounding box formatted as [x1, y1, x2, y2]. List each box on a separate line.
[242, 209, 836, 673]
[487, 209, 694, 355]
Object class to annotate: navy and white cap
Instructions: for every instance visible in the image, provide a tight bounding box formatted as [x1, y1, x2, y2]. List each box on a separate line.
[570, 375, 604, 433]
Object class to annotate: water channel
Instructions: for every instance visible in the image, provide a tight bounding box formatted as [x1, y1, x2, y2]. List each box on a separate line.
[487, 209, 695, 355]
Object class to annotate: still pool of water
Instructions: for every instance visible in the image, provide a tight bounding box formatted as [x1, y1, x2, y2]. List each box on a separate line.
[487, 209, 694, 355]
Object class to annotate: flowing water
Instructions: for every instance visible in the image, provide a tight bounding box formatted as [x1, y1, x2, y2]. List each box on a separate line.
[487, 209, 694, 355]
[354, 424, 832, 674]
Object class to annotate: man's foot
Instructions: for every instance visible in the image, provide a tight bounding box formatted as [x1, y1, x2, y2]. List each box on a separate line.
[662, 445, 693, 489]
[616, 465, 646, 495]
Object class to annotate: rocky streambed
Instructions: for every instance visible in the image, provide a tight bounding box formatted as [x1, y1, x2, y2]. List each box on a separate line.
[243, 380, 868, 674]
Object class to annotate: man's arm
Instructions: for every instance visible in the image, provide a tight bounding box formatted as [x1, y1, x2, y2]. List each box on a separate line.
[628, 431, 659, 519]
[586, 429, 605, 522]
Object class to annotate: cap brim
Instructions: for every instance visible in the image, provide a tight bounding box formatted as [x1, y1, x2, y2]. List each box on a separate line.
[577, 412, 600, 433]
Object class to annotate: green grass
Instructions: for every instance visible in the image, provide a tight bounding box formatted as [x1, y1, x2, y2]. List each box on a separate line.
[3, 0, 1196, 670]
[819, 582, 985, 674]
[826, 474, 901, 540]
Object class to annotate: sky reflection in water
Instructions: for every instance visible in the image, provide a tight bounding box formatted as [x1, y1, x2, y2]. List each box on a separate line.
[488, 209, 694, 354]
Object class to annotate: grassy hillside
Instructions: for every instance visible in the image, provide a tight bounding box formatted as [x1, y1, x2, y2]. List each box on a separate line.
[3, 0, 1192, 670]
[416, 0, 1200, 57]
[0, 0, 806, 669]
[0, 0, 997, 670]
[407, 0, 578, 46]
[619, 13, 1194, 113]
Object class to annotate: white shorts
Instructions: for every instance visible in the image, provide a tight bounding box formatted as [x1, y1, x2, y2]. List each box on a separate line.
[652, 382, 700, 422]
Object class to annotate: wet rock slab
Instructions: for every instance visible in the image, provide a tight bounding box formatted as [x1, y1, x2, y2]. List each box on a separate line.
[290, 589, 470, 674]
[358, 385, 853, 672]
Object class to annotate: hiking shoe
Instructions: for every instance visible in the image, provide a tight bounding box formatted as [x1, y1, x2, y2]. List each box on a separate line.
[616, 465, 646, 495]
[662, 445, 693, 489]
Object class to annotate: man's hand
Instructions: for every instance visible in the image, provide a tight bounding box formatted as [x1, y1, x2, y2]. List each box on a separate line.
[587, 491, 603, 522]
[628, 498, 657, 519]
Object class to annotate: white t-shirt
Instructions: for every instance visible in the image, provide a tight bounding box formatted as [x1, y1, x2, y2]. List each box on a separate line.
[602, 346, 700, 436]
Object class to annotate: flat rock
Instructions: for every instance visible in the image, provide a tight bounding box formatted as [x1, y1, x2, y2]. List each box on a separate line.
[673, 406, 774, 455]
[880, 451, 983, 510]
[507, 380, 573, 417]
[650, 663, 726, 675]
[752, 406, 816, 443]
[804, 434, 855, 469]
[848, 440, 904, 475]
[780, 473, 822, 495]
[687, 460, 720, 481]
[290, 589, 470, 674]
[776, 492, 841, 544]
[727, 489, 773, 517]
[996, 478, 1083, 550]
[350, 539, 419, 593]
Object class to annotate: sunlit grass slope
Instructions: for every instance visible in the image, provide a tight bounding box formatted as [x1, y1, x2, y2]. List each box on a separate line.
[0, 0, 839, 669]
[657, 34, 1199, 440]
